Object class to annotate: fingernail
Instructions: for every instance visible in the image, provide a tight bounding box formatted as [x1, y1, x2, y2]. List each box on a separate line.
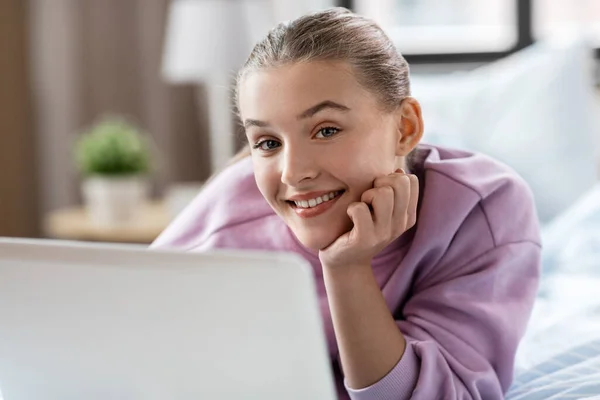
[396, 168, 406, 174]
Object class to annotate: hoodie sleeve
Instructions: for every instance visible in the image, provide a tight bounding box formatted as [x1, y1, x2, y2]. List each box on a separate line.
[346, 241, 540, 400]
[149, 157, 272, 251]
[346, 168, 542, 400]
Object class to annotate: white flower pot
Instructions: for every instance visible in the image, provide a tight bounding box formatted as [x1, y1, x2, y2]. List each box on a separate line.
[82, 175, 150, 226]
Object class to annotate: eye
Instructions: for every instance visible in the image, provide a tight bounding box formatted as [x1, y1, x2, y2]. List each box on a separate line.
[252, 139, 281, 152]
[315, 126, 340, 139]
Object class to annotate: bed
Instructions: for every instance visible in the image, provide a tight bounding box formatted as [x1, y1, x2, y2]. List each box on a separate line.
[507, 184, 600, 399]
[411, 33, 600, 397]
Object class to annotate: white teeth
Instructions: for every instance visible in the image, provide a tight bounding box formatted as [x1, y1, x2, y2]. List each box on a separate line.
[292, 191, 341, 209]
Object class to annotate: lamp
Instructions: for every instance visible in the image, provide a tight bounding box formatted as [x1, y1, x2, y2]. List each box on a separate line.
[162, 0, 335, 172]
[162, 0, 259, 172]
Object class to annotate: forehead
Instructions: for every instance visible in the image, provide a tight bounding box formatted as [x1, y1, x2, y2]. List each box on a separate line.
[238, 61, 376, 119]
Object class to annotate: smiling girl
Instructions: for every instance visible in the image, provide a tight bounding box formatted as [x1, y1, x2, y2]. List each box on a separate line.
[152, 8, 541, 400]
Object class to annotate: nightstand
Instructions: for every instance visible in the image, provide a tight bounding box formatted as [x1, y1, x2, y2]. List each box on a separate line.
[43, 201, 171, 244]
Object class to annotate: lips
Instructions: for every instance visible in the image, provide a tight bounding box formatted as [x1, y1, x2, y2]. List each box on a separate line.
[287, 190, 345, 219]
[289, 190, 343, 209]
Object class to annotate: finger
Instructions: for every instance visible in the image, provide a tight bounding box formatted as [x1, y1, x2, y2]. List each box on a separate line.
[374, 173, 411, 232]
[406, 174, 419, 229]
[346, 202, 374, 241]
[360, 187, 394, 234]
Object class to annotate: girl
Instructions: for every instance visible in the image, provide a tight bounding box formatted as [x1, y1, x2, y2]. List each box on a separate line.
[152, 8, 541, 400]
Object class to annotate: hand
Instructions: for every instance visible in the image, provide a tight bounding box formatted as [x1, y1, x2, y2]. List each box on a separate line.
[319, 169, 419, 270]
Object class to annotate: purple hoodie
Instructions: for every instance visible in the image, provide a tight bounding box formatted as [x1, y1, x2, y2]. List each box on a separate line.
[151, 144, 541, 400]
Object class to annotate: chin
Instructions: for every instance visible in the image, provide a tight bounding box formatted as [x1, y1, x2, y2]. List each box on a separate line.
[293, 224, 349, 252]
[298, 236, 332, 252]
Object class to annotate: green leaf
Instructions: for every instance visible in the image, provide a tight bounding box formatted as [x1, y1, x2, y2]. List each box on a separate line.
[75, 116, 152, 177]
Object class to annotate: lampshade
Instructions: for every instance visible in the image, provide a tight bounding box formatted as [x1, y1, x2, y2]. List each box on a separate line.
[160, 0, 335, 172]
[162, 0, 255, 83]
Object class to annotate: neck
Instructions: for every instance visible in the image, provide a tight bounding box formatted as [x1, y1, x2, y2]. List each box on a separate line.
[394, 156, 408, 174]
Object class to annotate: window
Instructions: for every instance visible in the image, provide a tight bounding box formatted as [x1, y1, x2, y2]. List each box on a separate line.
[533, 0, 600, 46]
[353, 0, 518, 54]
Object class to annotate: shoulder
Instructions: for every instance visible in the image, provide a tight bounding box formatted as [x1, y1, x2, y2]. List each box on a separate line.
[200, 156, 268, 212]
[407, 145, 541, 287]
[417, 144, 541, 247]
[151, 157, 275, 250]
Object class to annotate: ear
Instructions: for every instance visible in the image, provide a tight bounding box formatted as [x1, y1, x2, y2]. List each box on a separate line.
[395, 97, 424, 156]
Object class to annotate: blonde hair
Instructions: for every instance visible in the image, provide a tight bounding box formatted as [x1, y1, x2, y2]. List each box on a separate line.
[228, 7, 412, 167]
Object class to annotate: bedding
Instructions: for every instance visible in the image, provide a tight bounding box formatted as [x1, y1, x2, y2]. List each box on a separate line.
[507, 184, 600, 398]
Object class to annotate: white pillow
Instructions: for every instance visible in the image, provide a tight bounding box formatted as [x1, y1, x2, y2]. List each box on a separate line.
[540, 182, 600, 272]
[411, 35, 600, 224]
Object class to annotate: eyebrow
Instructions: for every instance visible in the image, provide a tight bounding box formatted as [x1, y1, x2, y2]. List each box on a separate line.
[243, 100, 351, 130]
[243, 118, 270, 130]
[297, 100, 350, 119]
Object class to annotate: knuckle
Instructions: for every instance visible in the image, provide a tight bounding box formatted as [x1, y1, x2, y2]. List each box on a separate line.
[360, 192, 372, 204]
[351, 202, 365, 214]
[407, 214, 417, 229]
[380, 186, 394, 196]
[373, 177, 388, 187]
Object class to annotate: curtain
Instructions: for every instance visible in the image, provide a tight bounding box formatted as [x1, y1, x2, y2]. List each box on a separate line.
[0, 0, 39, 237]
[28, 0, 336, 218]
[29, 0, 210, 216]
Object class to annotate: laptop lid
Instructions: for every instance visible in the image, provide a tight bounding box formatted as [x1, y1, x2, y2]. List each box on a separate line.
[0, 238, 336, 400]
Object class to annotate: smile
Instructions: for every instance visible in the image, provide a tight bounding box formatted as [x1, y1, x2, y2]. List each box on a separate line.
[287, 190, 344, 218]
[292, 191, 343, 208]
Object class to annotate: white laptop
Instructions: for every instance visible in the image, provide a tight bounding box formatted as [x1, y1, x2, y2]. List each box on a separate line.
[0, 238, 336, 400]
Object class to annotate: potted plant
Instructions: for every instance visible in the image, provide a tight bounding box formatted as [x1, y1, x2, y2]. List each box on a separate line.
[75, 116, 153, 226]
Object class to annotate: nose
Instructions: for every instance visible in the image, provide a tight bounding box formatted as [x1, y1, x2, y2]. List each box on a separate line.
[280, 144, 319, 186]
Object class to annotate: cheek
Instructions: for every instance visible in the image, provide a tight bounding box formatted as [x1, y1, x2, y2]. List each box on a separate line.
[252, 160, 280, 205]
[329, 137, 396, 195]
[344, 164, 377, 193]
[348, 125, 396, 163]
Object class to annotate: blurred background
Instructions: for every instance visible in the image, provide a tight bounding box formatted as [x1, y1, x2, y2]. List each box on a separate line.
[1, 0, 599, 245]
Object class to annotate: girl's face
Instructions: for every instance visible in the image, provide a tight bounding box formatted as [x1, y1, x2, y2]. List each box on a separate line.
[238, 61, 412, 251]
